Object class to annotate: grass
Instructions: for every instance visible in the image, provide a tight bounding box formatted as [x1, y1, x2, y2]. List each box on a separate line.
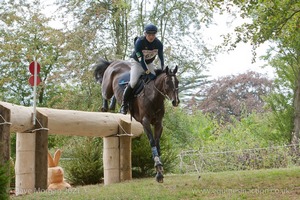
[12, 167, 300, 200]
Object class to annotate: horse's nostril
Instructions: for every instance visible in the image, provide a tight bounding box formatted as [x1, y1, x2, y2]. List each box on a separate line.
[172, 100, 177, 106]
[172, 99, 180, 107]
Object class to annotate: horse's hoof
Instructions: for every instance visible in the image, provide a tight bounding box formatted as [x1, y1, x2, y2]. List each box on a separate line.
[101, 107, 108, 112]
[155, 172, 164, 183]
[109, 106, 116, 111]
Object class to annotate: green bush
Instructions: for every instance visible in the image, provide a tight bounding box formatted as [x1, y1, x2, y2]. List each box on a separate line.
[0, 162, 9, 200]
[62, 137, 103, 185]
[132, 133, 177, 177]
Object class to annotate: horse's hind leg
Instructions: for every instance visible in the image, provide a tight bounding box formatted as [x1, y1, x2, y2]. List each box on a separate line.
[101, 99, 109, 112]
[109, 96, 116, 111]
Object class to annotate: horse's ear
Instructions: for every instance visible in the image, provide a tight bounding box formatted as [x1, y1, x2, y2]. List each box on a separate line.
[165, 66, 169, 74]
[173, 65, 178, 74]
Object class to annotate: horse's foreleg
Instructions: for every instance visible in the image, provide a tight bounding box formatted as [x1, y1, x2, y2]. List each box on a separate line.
[109, 96, 116, 111]
[101, 99, 109, 112]
[154, 121, 164, 183]
[142, 117, 156, 153]
[142, 117, 164, 183]
[154, 121, 163, 157]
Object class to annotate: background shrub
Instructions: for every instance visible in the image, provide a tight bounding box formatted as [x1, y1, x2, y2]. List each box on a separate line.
[132, 133, 177, 177]
[0, 162, 9, 200]
[62, 137, 103, 185]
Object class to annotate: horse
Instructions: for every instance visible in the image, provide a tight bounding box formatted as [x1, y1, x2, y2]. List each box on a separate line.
[94, 58, 180, 182]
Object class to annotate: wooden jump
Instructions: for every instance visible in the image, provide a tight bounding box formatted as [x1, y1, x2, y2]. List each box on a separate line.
[0, 101, 143, 195]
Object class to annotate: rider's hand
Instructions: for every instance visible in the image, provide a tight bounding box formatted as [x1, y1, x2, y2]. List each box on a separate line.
[145, 69, 151, 74]
[148, 73, 156, 80]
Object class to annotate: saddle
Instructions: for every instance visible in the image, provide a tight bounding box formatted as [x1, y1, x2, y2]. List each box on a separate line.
[118, 72, 151, 96]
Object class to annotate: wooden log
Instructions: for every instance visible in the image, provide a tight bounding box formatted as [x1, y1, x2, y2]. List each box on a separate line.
[35, 111, 48, 191]
[38, 108, 143, 137]
[0, 101, 33, 133]
[15, 132, 36, 195]
[103, 137, 120, 185]
[0, 102, 143, 138]
[0, 104, 11, 192]
[119, 119, 132, 182]
[0, 101, 145, 189]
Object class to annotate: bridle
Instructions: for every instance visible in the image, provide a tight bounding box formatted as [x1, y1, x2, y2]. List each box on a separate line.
[153, 74, 178, 101]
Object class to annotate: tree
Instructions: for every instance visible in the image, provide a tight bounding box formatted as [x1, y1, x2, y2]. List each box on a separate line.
[214, 1, 300, 149]
[58, 0, 217, 100]
[190, 71, 273, 122]
[0, 0, 67, 106]
[144, 0, 216, 97]
[57, 0, 132, 60]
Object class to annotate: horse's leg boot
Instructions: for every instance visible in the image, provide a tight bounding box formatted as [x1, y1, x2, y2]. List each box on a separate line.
[120, 85, 133, 114]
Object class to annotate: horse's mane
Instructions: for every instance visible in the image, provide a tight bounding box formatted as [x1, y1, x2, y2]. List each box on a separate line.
[154, 69, 164, 76]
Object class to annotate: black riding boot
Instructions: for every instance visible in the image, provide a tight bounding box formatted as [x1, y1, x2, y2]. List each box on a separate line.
[120, 85, 133, 114]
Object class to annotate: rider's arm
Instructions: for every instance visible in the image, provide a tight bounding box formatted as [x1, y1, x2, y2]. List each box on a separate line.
[135, 39, 148, 71]
[157, 42, 164, 70]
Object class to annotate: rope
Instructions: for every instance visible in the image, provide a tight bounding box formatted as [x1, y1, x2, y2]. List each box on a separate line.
[0, 114, 12, 126]
[111, 114, 133, 136]
[24, 117, 49, 133]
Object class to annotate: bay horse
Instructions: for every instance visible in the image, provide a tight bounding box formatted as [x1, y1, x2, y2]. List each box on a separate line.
[94, 58, 180, 182]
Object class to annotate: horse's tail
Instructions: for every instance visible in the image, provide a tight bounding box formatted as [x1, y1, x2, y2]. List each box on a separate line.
[93, 58, 112, 84]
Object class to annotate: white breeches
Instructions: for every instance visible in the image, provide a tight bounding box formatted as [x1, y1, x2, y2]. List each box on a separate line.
[129, 58, 155, 88]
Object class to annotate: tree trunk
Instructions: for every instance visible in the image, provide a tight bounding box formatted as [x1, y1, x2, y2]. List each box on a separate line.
[292, 53, 300, 155]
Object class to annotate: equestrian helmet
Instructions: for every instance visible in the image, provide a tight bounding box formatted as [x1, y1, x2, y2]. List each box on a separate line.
[144, 24, 157, 34]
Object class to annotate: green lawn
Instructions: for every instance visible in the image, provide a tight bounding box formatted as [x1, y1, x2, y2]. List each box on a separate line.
[12, 167, 300, 200]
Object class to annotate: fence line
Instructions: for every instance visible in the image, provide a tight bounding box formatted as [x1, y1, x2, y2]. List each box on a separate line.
[178, 144, 300, 174]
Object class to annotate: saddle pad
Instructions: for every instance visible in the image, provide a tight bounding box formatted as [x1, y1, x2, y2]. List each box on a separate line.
[118, 72, 147, 96]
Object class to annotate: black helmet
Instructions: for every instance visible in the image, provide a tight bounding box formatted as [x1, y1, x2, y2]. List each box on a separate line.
[144, 24, 157, 34]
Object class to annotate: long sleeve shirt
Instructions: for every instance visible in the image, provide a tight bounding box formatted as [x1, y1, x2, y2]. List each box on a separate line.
[130, 36, 164, 71]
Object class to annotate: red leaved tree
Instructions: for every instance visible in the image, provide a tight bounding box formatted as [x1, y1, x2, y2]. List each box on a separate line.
[189, 71, 273, 122]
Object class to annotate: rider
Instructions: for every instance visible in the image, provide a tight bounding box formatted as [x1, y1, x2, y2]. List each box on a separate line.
[120, 23, 165, 114]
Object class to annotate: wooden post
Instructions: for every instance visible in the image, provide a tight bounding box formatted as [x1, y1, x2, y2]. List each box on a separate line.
[103, 137, 120, 185]
[0, 105, 11, 192]
[35, 111, 48, 191]
[15, 132, 36, 195]
[119, 119, 132, 182]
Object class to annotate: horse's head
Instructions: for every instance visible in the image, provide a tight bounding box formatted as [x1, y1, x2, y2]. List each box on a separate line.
[160, 66, 180, 107]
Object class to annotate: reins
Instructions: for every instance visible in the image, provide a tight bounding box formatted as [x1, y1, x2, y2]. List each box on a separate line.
[152, 74, 178, 100]
[153, 75, 170, 100]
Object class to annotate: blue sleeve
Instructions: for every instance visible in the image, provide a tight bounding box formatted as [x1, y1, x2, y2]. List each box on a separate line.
[135, 39, 148, 71]
[158, 43, 164, 69]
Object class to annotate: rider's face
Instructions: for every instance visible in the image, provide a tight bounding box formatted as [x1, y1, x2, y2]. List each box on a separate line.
[145, 33, 156, 43]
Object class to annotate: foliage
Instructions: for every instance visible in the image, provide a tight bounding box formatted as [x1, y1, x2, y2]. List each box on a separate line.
[163, 103, 219, 150]
[132, 131, 177, 177]
[179, 145, 298, 173]
[163, 101, 289, 151]
[0, 161, 9, 200]
[62, 137, 103, 185]
[204, 112, 288, 152]
[0, 0, 68, 106]
[56, 0, 217, 102]
[189, 71, 274, 122]
[216, 0, 300, 146]
[265, 92, 294, 142]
